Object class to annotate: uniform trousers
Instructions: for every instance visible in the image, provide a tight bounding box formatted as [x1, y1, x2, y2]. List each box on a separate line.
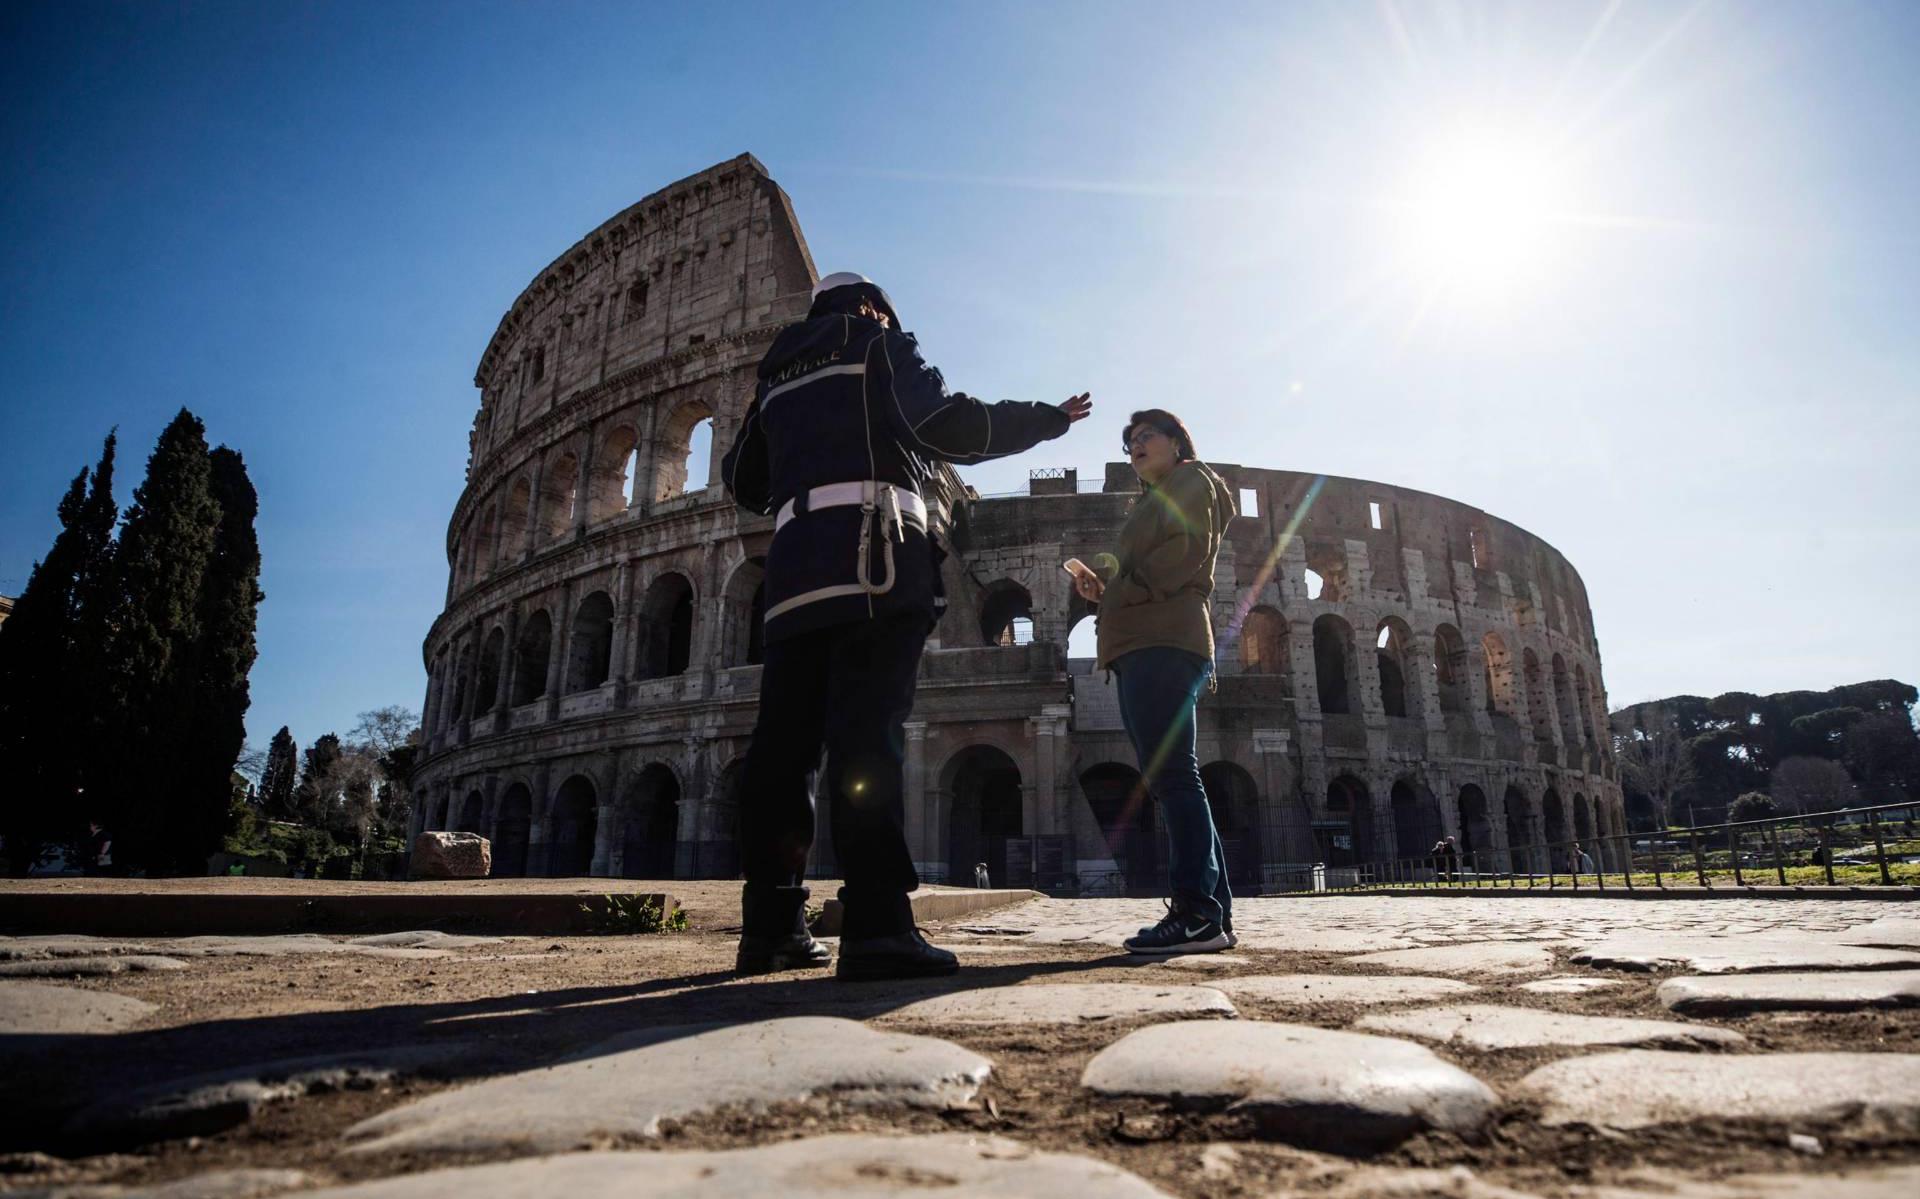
[737, 611, 926, 937]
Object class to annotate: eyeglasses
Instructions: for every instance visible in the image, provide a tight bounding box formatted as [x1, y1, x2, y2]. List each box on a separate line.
[1125, 427, 1165, 452]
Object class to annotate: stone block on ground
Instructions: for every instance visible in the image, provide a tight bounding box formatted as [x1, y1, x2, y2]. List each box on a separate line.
[882, 983, 1235, 1026]
[1517, 1050, 1920, 1129]
[312, 1134, 1173, 1197]
[344, 1017, 991, 1155]
[1355, 1004, 1744, 1051]
[0, 955, 187, 978]
[409, 832, 492, 880]
[1214, 974, 1478, 1008]
[0, 981, 157, 1037]
[1577, 1164, 1920, 1199]
[1517, 976, 1624, 995]
[1657, 970, 1920, 1015]
[63, 1167, 317, 1198]
[1837, 917, 1920, 949]
[63, 1044, 477, 1150]
[1349, 942, 1559, 977]
[1080, 1020, 1499, 1154]
[1570, 936, 1920, 974]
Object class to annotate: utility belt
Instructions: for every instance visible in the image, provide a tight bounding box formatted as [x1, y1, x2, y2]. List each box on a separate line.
[765, 481, 931, 623]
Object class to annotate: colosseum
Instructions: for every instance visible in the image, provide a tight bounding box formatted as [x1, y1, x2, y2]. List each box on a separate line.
[412, 154, 1626, 892]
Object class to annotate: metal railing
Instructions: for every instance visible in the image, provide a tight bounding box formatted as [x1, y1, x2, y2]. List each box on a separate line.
[1272, 800, 1920, 894]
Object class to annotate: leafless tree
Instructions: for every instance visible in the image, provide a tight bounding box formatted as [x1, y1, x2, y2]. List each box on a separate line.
[1770, 755, 1856, 817]
[1617, 704, 1697, 830]
[349, 706, 418, 759]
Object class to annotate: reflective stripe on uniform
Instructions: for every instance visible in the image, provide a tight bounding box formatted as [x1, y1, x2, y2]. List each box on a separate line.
[763, 363, 866, 406]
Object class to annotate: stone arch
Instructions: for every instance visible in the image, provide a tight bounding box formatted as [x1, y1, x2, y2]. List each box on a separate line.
[1504, 785, 1534, 873]
[1066, 609, 1098, 661]
[589, 422, 641, 522]
[431, 791, 452, 830]
[1542, 786, 1570, 864]
[1239, 605, 1290, 681]
[539, 450, 580, 541]
[1551, 653, 1581, 747]
[1312, 614, 1358, 715]
[566, 590, 616, 692]
[1080, 762, 1156, 894]
[943, 745, 1024, 887]
[511, 609, 553, 706]
[621, 763, 681, 879]
[1573, 792, 1595, 843]
[546, 774, 598, 877]
[493, 782, 533, 878]
[978, 581, 1034, 647]
[1482, 632, 1516, 717]
[475, 626, 506, 715]
[499, 476, 531, 563]
[1390, 777, 1442, 859]
[1457, 784, 1493, 864]
[1201, 761, 1263, 891]
[1432, 623, 1469, 714]
[637, 572, 695, 679]
[1375, 617, 1416, 719]
[471, 507, 497, 584]
[1323, 774, 1373, 866]
[654, 399, 714, 500]
[457, 790, 484, 835]
[721, 557, 767, 668]
[1523, 648, 1553, 741]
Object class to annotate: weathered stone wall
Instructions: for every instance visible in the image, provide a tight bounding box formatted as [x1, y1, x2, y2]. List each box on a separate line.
[413, 157, 1625, 889]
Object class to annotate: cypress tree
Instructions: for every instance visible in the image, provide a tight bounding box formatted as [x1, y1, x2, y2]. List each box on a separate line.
[261, 726, 298, 820]
[167, 446, 263, 871]
[0, 433, 118, 873]
[104, 410, 220, 874]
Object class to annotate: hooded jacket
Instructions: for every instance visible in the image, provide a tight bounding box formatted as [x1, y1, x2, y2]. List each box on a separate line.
[1090, 460, 1237, 669]
[722, 311, 1069, 643]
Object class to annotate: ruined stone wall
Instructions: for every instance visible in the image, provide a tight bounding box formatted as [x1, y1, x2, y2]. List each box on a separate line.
[413, 157, 1625, 888]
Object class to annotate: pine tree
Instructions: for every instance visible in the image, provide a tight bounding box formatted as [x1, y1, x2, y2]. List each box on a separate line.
[103, 410, 220, 874]
[293, 733, 344, 829]
[0, 433, 119, 873]
[260, 726, 298, 820]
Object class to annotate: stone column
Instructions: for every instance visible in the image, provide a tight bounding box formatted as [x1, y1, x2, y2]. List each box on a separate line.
[904, 720, 930, 874]
[608, 559, 634, 703]
[1414, 632, 1446, 733]
[544, 580, 572, 719]
[675, 736, 704, 879]
[1253, 729, 1311, 880]
[572, 429, 596, 536]
[493, 609, 519, 722]
[1487, 786, 1512, 873]
[457, 630, 481, 743]
[526, 766, 552, 877]
[522, 457, 544, 559]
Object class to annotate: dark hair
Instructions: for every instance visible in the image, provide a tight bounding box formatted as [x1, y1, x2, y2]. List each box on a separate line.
[1122, 409, 1197, 462]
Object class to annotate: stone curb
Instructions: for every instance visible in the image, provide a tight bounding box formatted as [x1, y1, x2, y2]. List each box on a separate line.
[813, 889, 1041, 936]
[0, 890, 679, 936]
[1342, 887, 1920, 901]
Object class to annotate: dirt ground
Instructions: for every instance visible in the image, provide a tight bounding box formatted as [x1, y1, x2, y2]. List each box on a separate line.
[3, 895, 1918, 1196]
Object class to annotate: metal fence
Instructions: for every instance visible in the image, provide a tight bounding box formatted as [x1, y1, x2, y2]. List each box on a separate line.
[1272, 800, 1920, 894]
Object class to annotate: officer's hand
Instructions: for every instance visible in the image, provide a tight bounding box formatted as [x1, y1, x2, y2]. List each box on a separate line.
[1058, 392, 1092, 423]
[1073, 570, 1105, 603]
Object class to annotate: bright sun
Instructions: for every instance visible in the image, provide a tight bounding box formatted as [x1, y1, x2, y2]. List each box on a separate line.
[1393, 125, 1569, 306]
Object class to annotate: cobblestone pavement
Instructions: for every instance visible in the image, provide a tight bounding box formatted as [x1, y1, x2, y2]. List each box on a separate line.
[1, 895, 1916, 1198]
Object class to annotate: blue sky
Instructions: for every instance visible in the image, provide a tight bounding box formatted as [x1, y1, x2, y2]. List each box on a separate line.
[3, 1, 1916, 753]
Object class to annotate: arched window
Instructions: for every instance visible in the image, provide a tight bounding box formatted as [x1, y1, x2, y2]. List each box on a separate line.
[1323, 775, 1372, 865]
[1432, 624, 1469, 714]
[653, 402, 714, 500]
[499, 477, 531, 563]
[944, 746, 1024, 887]
[1240, 606, 1289, 677]
[590, 424, 641, 523]
[1080, 762, 1154, 892]
[1066, 612, 1097, 661]
[722, 558, 767, 667]
[449, 642, 474, 725]
[546, 775, 597, 877]
[621, 764, 680, 879]
[1482, 633, 1516, 717]
[1375, 618, 1414, 718]
[1390, 780, 1440, 859]
[1457, 785, 1492, 859]
[511, 610, 553, 706]
[979, 583, 1034, 647]
[457, 791, 484, 835]
[566, 591, 616, 692]
[1523, 648, 1553, 741]
[638, 573, 695, 678]
[475, 627, 505, 714]
[1200, 762, 1263, 890]
[493, 784, 532, 877]
[1312, 614, 1355, 715]
[539, 451, 579, 541]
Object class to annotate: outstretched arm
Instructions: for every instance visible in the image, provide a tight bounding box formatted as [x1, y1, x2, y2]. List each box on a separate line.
[880, 330, 1087, 464]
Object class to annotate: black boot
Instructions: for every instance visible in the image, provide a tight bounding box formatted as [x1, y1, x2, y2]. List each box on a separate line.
[735, 884, 832, 976]
[834, 891, 957, 981]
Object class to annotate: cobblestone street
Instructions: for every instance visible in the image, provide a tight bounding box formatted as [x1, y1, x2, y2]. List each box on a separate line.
[2, 893, 1917, 1197]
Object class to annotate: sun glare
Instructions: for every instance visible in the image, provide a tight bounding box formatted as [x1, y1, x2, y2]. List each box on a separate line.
[1392, 125, 1570, 306]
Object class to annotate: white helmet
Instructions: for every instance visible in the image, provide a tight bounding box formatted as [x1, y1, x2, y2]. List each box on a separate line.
[810, 271, 900, 325]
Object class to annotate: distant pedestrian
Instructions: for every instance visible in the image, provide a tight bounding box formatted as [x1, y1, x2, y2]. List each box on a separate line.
[1073, 409, 1236, 955]
[1430, 836, 1457, 882]
[84, 818, 112, 876]
[722, 271, 1090, 981]
[973, 862, 990, 889]
[1571, 841, 1595, 873]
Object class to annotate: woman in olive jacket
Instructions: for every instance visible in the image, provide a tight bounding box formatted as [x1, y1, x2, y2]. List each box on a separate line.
[1073, 409, 1236, 953]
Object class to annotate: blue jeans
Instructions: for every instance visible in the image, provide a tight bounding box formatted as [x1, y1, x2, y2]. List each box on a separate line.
[1113, 647, 1232, 927]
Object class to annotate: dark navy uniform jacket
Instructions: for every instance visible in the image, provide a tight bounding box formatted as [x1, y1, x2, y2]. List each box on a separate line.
[722, 312, 1069, 644]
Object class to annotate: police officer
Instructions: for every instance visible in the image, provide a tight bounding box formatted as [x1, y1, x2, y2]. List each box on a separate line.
[722, 272, 1091, 980]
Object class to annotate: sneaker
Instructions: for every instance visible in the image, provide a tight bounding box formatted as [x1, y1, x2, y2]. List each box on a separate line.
[1124, 902, 1230, 955]
[1223, 913, 1237, 949]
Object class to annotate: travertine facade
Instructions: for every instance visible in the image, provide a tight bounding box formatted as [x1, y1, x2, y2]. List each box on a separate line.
[414, 155, 1625, 890]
